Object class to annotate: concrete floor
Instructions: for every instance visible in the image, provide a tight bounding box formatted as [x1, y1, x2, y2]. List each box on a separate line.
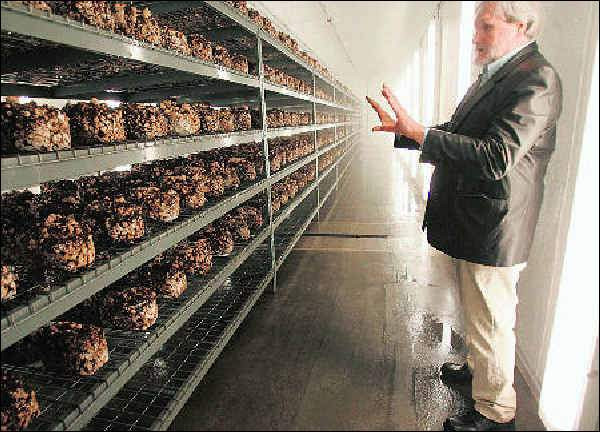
[170, 141, 546, 431]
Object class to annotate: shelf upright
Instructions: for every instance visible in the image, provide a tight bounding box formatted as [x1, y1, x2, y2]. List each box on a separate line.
[312, 72, 320, 223]
[335, 126, 340, 194]
[333, 85, 337, 109]
[256, 35, 277, 293]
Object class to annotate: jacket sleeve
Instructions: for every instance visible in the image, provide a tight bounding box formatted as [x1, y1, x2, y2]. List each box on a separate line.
[394, 122, 452, 150]
[432, 122, 453, 132]
[394, 134, 420, 150]
[419, 66, 562, 180]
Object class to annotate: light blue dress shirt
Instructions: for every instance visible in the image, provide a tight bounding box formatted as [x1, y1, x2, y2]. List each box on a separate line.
[479, 40, 535, 86]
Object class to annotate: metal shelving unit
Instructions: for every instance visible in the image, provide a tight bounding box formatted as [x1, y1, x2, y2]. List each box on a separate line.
[1, 1, 361, 430]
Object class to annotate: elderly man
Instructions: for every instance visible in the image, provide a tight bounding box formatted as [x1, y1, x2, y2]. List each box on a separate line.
[367, 1, 562, 431]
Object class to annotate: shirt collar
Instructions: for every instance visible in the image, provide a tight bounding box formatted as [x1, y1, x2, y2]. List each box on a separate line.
[484, 40, 536, 78]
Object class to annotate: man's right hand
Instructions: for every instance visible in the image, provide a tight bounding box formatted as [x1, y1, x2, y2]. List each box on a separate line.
[366, 96, 396, 132]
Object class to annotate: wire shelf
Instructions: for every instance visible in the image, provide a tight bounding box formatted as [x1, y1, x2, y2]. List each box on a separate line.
[1, 220, 271, 431]
[1, 176, 269, 350]
[0, 2, 359, 109]
[0, 2, 260, 93]
[1, 31, 163, 88]
[0, 126, 356, 192]
[84, 245, 272, 431]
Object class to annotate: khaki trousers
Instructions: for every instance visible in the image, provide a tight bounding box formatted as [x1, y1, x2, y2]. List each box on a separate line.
[455, 258, 527, 423]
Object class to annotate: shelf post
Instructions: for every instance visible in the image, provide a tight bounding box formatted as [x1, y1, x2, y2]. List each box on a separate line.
[313, 72, 320, 223]
[335, 157, 339, 193]
[256, 37, 277, 293]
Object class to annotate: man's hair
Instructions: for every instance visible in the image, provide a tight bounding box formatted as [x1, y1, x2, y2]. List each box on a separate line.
[478, 1, 542, 40]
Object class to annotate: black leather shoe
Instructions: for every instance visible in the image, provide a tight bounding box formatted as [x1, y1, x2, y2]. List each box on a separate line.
[443, 409, 515, 431]
[440, 362, 472, 384]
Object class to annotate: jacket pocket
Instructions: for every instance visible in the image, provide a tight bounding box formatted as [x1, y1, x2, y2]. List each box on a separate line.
[454, 195, 508, 243]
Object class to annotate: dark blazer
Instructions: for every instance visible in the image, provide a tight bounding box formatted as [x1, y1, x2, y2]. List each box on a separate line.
[395, 42, 563, 266]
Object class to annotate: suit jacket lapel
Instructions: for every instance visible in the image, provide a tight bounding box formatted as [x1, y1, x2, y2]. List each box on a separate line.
[450, 42, 539, 132]
[450, 75, 483, 124]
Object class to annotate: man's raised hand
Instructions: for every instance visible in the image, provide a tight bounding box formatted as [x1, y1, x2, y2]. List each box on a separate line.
[366, 95, 396, 132]
[380, 84, 425, 145]
[381, 84, 408, 123]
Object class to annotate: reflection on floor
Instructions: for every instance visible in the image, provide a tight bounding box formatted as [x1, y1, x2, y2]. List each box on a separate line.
[170, 141, 546, 431]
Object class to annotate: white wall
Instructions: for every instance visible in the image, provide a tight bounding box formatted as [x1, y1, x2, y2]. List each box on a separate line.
[364, 2, 439, 131]
[514, 1, 599, 402]
[437, 1, 462, 122]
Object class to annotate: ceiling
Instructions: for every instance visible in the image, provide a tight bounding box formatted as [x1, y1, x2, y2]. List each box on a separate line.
[252, 1, 439, 95]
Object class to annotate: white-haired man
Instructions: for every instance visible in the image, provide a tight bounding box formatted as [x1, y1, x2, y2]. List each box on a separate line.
[367, 1, 562, 431]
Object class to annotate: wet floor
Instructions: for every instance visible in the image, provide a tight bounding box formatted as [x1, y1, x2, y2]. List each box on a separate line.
[170, 140, 545, 431]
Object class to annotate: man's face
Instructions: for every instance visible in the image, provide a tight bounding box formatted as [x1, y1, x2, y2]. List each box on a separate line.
[473, 2, 527, 65]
